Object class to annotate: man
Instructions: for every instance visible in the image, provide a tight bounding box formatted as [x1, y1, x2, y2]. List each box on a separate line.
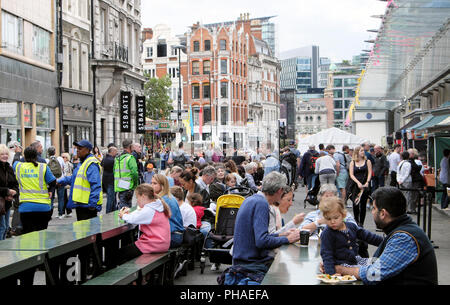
[205, 144, 214, 163]
[333, 186, 438, 285]
[299, 145, 319, 190]
[318, 143, 327, 155]
[333, 146, 348, 200]
[196, 165, 216, 196]
[372, 145, 389, 192]
[57, 140, 102, 221]
[47, 146, 67, 219]
[263, 152, 280, 178]
[7, 141, 22, 166]
[102, 146, 118, 213]
[244, 162, 259, 192]
[363, 142, 375, 166]
[388, 144, 401, 187]
[21, 141, 46, 164]
[397, 151, 414, 213]
[288, 140, 301, 185]
[114, 139, 139, 209]
[131, 143, 144, 184]
[439, 149, 449, 210]
[407, 148, 424, 214]
[230, 171, 300, 282]
[169, 142, 189, 168]
[7, 141, 23, 236]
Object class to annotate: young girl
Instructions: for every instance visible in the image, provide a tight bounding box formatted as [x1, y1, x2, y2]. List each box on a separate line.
[118, 184, 171, 263]
[224, 173, 239, 194]
[319, 196, 383, 276]
[186, 192, 211, 238]
[170, 186, 197, 228]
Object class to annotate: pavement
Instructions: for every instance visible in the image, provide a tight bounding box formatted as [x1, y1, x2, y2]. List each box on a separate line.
[8, 186, 450, 285]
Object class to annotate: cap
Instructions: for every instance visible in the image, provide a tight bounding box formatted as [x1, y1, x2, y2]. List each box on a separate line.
[146, 163, 154, 169]
[289, 140, 296, 145]
[73, 140, 93, 150]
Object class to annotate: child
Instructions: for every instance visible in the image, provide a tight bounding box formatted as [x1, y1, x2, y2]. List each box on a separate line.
[225, 173, 240, 194]
[118, 184, 171, 263]
[170, 186, 197, 228]
[187, 192, 211, 237]
[143, 163, 155, 184]
[319, 196, 383, 276]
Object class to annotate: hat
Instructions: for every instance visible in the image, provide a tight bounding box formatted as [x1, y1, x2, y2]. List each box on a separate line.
[73, 140, 93, 150]
[289, 140, 296, 145]
[146, 163, 154, 169]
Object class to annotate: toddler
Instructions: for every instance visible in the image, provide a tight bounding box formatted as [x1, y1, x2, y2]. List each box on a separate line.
[187, 192, 211, 237]
[319, 196, 383, 275]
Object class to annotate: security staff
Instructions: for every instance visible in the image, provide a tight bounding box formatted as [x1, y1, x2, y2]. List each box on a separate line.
[14, 146, 56, 234]
[114, 139, 139, 209]
[58, 140, 102, 221]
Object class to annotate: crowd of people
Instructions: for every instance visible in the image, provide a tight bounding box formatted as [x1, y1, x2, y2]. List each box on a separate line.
[0, 137, 445, 285]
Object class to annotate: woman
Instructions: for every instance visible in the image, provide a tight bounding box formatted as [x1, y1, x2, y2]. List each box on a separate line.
[224, 160, 243, 185]
[14, 146, 57, 234]
[179, 168, 210, 207]
[269, 186, 305, 235]
[214, 164, 226, 184]
[151, 174, 185, 248]
[166, 166, 183, 187]
[93, 146, 103, 162]
[0, 144, 19, 240]
[60, 153, 73, 218]
[346, 145, 372, 227]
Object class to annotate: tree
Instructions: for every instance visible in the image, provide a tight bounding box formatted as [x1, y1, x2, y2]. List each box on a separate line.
[143, 74, 173, 120]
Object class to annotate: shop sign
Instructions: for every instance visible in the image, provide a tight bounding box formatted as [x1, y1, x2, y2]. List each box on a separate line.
[136, 96, 146, 134]
[120, 91, 131, 132]
[0, 103, 17, 118]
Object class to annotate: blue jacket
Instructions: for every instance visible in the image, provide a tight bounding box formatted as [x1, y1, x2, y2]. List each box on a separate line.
[232, 192, 289, 266]
[57, 154, 102, 212]
[263, 156, 280, 177]
[162, 195, 184, 233]
[320, 222, 383, 275]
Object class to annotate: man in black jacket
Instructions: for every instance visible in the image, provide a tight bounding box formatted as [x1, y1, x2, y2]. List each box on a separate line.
[102, 146, 118, 213]
[131, 143, 144, 184]
[372, 145, 389, 192]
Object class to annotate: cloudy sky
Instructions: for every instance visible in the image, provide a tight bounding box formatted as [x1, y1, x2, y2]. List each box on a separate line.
[141, 0, 387, 62]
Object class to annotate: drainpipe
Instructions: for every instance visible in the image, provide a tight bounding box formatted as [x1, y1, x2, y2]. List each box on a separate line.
[91, 0, 97, 146]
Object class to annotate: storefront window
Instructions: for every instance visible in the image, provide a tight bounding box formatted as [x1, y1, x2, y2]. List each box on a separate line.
[0, 128, 21, 146]
[36, 130, 51, 158]
[24, 103, 32, 127]
[36, 105, 50, 128]
[0, 101, 19, 125]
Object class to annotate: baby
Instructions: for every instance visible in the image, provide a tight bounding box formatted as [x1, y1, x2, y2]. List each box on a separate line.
[319, 196, 383, 276]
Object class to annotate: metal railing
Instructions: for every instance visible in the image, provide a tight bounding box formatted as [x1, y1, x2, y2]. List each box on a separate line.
[114, 42, 129, 63]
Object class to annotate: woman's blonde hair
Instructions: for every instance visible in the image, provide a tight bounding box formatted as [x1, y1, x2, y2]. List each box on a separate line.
[61, 152, 71, 160]
[135, 183, 171, 218]
[319, 196, 346, 217]
[152, 174, 172, 198]
[0, 144, 10, 158]
[352, 145, 366, 162]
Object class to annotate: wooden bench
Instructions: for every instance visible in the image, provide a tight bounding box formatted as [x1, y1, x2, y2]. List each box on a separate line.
[83, 252, 170, 285]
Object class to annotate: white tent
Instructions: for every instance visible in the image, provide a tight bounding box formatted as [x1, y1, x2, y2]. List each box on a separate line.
[297, 127, 369, 153]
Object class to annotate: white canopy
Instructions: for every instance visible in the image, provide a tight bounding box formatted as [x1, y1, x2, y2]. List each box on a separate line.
[297, 127, 369, 153]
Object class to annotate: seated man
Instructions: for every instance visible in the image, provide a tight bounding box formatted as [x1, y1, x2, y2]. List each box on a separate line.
[331, 187, 438, 285]
[219, 172, 300, 285]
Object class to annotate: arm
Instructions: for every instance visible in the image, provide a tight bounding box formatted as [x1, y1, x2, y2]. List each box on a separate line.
[128, 156, 139, 187]
[365, 160, 372, 186]
[319, 229, 337, 275]
[122, 206, 155, 225]
[356, 226, 384, 246]
[253, 203, 289, 249]
[86, 163, 102, 208]
[335, 157, 340, 176]
[314, 158, 320, 174]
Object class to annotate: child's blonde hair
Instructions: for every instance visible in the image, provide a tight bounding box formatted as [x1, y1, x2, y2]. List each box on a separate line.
[319, 196, 346, 217]
[135, 184, 171, 218]
[225, 173, 236, 183]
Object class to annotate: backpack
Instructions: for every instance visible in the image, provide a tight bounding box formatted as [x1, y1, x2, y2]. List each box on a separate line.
[48, 156, 62, 178]
[173, 152, 187, 166]
[409, 160, 424, 186]
[309, 152, 320, 171]
[337, 152, 347, 169]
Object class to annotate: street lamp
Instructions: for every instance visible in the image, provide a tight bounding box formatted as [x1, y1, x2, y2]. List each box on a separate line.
[173, 44, 186, 134]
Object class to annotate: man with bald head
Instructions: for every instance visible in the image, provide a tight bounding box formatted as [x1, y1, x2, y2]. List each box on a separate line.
[372, 145, 389, 192]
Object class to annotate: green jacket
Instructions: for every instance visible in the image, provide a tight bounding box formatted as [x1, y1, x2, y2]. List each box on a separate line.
[113, 153, 139, 192]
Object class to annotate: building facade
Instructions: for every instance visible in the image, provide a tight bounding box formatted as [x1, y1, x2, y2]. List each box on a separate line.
[90, 0, 146, 148]
[0, 0, 59, 155]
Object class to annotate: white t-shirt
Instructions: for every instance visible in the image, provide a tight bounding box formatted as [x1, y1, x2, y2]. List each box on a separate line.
[388, 152, 401, 173]
[179, 202, 197, 228]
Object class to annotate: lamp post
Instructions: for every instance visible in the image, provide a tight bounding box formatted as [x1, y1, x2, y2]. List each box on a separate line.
[173, 45, 186, 142]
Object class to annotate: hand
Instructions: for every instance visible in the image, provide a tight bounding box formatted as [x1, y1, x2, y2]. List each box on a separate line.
[8, 189, 16, 197]
[319, 262, 325, 274]
[293, 213, 305, 225]
[357, 182, 363, 189]
[286, 229, 300, 243]
[363, 182, 369, 188]
[48, 192, 52, 199]
[5, 195, 14, 201]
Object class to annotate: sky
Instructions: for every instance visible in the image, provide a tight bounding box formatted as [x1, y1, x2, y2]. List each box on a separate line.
[141, 0, 387, 63]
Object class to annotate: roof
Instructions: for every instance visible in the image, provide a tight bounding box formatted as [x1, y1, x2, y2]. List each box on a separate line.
[397, 117, 421, 132]
[408, 114, 449, 131]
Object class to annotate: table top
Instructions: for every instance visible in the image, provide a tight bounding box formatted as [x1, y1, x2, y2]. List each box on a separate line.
[0, 250, 47, 280]
[0, 230, 96, 258]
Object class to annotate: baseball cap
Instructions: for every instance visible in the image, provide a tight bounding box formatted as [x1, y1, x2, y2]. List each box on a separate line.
[73, 140, 93, 150]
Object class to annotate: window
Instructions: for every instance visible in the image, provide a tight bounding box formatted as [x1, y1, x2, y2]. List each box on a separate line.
[344, 100, 352, 108]
[32, 25, 51, 65]
[221, 106, 228, 125]
[157, 42, 167, 57]
[334, 100, 343, 109]
[203, 83, 210, 99]
[334, 111, 343, 120]
[171, 47, 178, 56]
[203, 106, 211, 123]
[204, 40, 211, 51]
[344, 78, 358, 87]
[1, 11, 23, 55]
[220, 82, 228, 98]
[333, 90, 343, 98]
[221, 59, 227, 74]
[203, 60, 210, 74]
[100, 7, 108, 44]
[193, 41, 200, 52]
[220, 39, 227, 50]
[344, 89, 355, 98]
[192, 84, 200, 99]
[146, 47, 153, 58]
[333, 78, 342, 87]
[192, 61, 200, 75]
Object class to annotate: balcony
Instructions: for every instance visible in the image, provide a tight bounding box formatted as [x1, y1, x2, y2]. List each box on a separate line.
[91, 43, 132, 70]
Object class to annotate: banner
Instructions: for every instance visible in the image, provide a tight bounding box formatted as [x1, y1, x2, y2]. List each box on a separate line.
[199, 105, 203, 136]
[189, 105, 194, 136]
[120, 91, 131, 132]
[136, 96, 146, 134]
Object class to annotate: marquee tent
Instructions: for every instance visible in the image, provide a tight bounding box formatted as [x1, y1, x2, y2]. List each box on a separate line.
[297, 127, 369, 153]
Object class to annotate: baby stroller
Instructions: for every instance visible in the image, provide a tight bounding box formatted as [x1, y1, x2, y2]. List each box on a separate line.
[199, 186, 253, 274]
[303, 175, 320, 208]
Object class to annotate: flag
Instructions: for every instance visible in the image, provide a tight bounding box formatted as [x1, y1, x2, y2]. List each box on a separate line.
[344, 104, 356, 127]
[199, 105, 203, 136]
[189, 105, 194, 136]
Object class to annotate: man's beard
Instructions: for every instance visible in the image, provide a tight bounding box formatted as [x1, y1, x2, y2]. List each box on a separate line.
[373, 214, 385, 230]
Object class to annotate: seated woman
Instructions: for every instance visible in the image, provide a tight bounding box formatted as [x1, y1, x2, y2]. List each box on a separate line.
[117, 184, 171, 264]
[269, 185, 305, 235]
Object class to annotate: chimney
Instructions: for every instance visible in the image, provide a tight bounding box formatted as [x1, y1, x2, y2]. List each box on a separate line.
[142, 28, 153, 41]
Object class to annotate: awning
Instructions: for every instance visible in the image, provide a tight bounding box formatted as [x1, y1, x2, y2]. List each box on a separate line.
[407, 115, 434, 131]
[396, 117, 421, 133]
[409, 114, 449, 131]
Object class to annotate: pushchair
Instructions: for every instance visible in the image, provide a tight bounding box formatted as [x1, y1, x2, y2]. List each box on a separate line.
[303, 175, 320, 208]
[199, 186, 254, 274]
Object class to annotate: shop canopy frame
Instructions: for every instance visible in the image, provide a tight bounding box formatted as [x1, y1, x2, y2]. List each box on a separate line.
[359, 0, 450, 103]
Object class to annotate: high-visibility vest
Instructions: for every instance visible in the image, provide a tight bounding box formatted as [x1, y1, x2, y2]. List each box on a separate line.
[72, 156, 103, 206]
[15, 162, 51, 205]
[114, 153, 134, 192]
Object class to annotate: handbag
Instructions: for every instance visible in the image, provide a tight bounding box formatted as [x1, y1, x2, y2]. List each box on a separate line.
[183, 225, 203, 246]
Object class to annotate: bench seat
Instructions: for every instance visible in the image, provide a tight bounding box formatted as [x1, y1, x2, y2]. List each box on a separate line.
[83, 252, 170, 285]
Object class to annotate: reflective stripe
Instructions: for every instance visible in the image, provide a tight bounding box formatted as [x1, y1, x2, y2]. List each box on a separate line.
[19, 189, 48, 194]
[114, 177, 132, 181]
[73, 185, 91, 192]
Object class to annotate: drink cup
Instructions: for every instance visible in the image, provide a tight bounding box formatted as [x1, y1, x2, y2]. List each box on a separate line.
[300, 230, 310, 247]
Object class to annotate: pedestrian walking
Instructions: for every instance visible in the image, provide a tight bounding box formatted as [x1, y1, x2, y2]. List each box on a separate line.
[114, 139, 139, 209]
[315, 145, 338, 185]
[47, 146, 66, 219]
[57, 140, 103, 221]
[397, 151, 414, 214]
[387, 144, 401, 187]
[299, 145, 319, 190]
[372, 145, 389, 192]
[0, 144, 19, 240]
[102, 146, 118, 213]
[334, 146, 349, 200]
[15, 146, 56, 234]
[438, 149, 449, 210]
[60, 152, 73, 218]
[132, 143, 145, 184]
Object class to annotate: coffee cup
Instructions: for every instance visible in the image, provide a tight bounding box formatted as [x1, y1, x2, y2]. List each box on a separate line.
[300, 230, 310, 247]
